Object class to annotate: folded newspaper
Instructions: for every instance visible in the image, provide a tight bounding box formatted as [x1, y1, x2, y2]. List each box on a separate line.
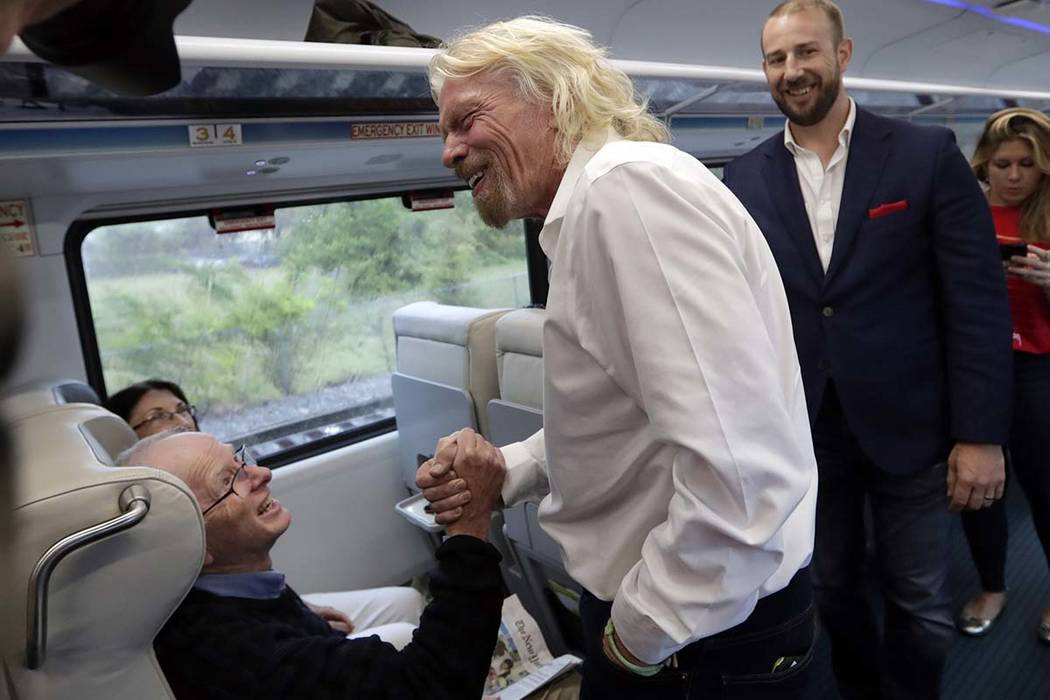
[483, 595, 582, 700]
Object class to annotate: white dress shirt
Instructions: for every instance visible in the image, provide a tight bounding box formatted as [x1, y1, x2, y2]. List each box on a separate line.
[500, 130, 818, 663]
[783, 98, 856, 271]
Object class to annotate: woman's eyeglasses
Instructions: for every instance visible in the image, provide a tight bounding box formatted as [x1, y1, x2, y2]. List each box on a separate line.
[131, 403, 197, 431]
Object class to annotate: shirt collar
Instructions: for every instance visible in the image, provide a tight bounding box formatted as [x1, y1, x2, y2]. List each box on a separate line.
[194, 570, 287, 599]
[539, 128, 623, 258]
[783, 97, 856, 156]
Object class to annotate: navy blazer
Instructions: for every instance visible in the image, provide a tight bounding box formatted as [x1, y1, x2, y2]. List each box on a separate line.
[724, 107, 1012, 475]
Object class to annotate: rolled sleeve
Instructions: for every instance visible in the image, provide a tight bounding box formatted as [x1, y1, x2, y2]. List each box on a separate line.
[500, 430, 549, 506]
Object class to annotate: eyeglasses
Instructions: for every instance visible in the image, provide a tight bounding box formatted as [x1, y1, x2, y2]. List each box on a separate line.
[131, 403, 197, 431]
[201, 445, 254, 517]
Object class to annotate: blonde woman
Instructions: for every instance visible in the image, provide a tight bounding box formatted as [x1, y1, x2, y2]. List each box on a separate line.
[958, 108, 1050, 644]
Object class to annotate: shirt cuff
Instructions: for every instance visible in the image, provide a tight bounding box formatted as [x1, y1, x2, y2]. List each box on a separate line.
[609, 595, 679, 665]
[499, 441, 539, 507]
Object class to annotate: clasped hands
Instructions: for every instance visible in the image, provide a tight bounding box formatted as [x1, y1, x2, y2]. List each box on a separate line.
[415, 429, 652, 674]
[309, 428, 504, 633]
[416, 428, 506, 539]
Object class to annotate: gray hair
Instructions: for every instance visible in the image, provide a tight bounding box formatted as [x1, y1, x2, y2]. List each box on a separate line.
[114, 426, 191, 467]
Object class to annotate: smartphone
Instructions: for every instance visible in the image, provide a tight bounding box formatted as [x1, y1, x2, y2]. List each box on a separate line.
[1000, 243, 1028, 262]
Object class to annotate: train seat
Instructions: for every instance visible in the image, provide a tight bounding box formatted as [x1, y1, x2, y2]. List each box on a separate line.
[492, 308, 545, 414]
[2, 402, 204, 700]
[390, 301, 509, 486]
[390, 301, 545, 609]
[487, 308, 546, 558]
[1, 379, 100, 422]
[487, 307, 583, 656]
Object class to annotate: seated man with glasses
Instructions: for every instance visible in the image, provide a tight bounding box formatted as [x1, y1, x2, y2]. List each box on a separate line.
[116, 428, 506, 700]
[107, 380, 426, 644]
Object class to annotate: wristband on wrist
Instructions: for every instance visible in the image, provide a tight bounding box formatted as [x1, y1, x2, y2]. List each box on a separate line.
[602, 619, 664, 677]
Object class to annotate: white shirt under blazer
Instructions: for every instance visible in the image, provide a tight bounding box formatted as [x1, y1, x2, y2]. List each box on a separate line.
[783, 98, 857, 272]
[500, 130, 818, 664]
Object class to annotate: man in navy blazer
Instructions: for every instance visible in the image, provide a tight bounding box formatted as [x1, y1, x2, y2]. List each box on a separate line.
[723, 2, 1012, 698]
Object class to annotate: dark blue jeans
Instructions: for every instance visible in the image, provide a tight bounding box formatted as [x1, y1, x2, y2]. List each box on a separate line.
[579, 567, 815, 699]
[961, 351, 1050, 592]
[811, 384, 953, 700]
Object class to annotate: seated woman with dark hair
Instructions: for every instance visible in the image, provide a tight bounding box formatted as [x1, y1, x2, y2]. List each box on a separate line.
[105, 377, 426, 648]
[104, 378, 199, 438]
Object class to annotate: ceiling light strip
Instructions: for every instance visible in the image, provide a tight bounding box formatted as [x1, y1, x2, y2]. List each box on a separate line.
[922, 0, 1050, 35]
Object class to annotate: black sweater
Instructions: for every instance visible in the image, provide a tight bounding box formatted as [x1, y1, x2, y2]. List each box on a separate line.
[154, 535, 503, 699]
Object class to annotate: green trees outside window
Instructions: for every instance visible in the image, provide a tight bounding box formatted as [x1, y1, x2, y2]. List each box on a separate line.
[82, 192, 528, 451]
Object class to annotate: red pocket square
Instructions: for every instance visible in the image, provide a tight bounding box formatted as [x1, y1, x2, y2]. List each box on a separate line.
[868, 200, 909, 219]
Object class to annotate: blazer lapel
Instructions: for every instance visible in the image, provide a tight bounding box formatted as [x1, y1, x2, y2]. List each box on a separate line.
[764, 139, 824, 287]
[824, 108, 893, 287]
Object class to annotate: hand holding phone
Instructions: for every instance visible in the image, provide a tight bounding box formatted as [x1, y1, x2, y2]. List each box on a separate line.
[1000, 242, 1028, 262]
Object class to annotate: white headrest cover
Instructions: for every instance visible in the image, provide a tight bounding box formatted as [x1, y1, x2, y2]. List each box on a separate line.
[495, 308, 545, 358]
[1, 380, 99, 422]
[393, 302, 509, 436]
[495, 309, 546, 410]
[392, 301, 503, 345]
[2, 388, 67, 422]
[3, 403, 204, 699]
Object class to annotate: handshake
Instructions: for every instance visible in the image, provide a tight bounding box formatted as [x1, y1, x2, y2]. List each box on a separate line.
[415, 428, 507, 540]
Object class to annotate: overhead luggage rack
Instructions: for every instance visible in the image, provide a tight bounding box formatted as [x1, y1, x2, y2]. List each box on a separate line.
[0, 35, 1047, 125]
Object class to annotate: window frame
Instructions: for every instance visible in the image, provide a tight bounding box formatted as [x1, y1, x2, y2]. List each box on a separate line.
[65, 187, 532, 467]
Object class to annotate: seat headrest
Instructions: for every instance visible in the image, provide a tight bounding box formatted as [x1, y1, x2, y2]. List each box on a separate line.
[496, 308, 545, 358]
[4, 401, 204, 698]
[10, 404, 145, 510]
[2, 379, 100, 422]
[393, 301, 507, 345]
[52, 380, 101, 405]
[392, 302, 511, 437]
[81, 414, 139, 466]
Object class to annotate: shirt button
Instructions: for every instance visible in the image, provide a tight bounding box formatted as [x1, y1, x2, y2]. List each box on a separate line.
[822, 306, 834, 317]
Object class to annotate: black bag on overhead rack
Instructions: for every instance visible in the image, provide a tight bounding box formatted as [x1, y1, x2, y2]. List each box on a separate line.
[305, 0, 441, 47]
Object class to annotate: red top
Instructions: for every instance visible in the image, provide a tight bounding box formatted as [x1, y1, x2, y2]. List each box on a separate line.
[992, 205, 1050, 355]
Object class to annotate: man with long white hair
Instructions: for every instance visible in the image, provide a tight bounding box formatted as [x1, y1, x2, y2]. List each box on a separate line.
[420, 16, 819, 698]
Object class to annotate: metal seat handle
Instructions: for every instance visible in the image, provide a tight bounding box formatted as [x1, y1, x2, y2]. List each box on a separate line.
[25, 483, 151, 669]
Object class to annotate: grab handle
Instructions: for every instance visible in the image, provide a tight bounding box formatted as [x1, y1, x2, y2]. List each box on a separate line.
[26, 484, 151, 669]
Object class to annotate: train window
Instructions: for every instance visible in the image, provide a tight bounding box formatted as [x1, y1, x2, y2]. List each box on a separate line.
[78, 192, 527, 460]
